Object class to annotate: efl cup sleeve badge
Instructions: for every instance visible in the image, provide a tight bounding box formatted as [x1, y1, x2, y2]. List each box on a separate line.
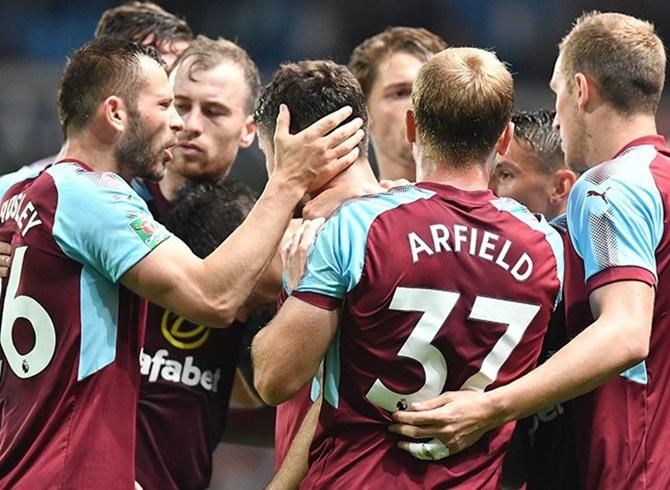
[129, 215, 170, 250]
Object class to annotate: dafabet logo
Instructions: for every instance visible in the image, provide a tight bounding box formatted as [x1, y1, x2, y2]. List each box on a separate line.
[160, 310, 210, 350]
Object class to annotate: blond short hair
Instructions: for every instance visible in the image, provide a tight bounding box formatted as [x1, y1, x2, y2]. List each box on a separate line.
[412, 47, 513, 166]
[559, 11, 666, 116]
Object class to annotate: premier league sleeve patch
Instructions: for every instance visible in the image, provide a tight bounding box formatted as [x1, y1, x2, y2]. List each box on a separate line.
[129, 215, 171, 250]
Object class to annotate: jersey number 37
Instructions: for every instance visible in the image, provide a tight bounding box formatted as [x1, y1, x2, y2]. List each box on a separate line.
[366, 287, 540, 412]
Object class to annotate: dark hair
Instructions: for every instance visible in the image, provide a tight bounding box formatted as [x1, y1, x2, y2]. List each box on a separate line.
[559, 11, 665, 116]
[166, 179, 256, 257]
[254, 59, 368, 153]
[413, 47, 514, 166]
[512, 110, 565, 173]
[57, 37, 164, 137]
[349, 27, 447, 98]
[95, 1, 192, 46]
[173, 35, 261, 115]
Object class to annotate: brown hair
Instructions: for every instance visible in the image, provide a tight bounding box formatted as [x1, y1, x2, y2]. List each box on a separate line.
[558, 11, 666, 115]
[95, 2, 192, 46]
[58, 38, 164, 137]
[173, 35, 261, 116]
[254, 60, 368, 154]
[412, 47, 513, 165]
[348, 27, 447, 98]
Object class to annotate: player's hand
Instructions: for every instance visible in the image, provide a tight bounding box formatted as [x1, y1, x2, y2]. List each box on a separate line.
[281, 218, 325, 291]
[272, 104, 364, 194]
[379, 178, 411, 190]
[302, 182, 381, 220]
[0, 241, 12, 277]
[389, 390, 501, 460]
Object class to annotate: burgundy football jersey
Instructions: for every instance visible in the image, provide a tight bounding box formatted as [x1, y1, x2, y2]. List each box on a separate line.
[273, 287, 318, 469]
[0, 161, 170, 489]
[503, 215, 580, 490]
[133, 181, 246, 490]
[292, 183, 563, 488]
[563, 136, 670, 489]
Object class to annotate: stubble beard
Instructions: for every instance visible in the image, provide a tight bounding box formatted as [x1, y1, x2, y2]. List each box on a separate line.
[116, 113, 166, 182]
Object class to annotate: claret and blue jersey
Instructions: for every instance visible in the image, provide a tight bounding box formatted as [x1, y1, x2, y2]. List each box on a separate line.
[0, 160, 170, 489]
[291, 182, 563, 489]
[563, 135, 670, 490]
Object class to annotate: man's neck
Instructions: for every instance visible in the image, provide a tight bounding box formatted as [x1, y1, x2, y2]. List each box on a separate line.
[376, 154, 416, 182]
[586, 111, 658, 168]
[158, 169, 188, 202]
[317, 158, 380, 196]
[60, 135, 122, 176]
[416, 154, 492, 192]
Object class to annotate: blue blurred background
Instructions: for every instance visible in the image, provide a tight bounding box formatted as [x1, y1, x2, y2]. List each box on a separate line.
[2, 1, 668, 487]
[1, 0, 669, 192]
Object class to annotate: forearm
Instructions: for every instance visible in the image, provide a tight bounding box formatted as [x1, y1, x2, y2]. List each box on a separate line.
[197, 177, 303, 325]
[267, 396, 321, 490]
[252, 324, 316, 406]
[487, 315, 647, 425]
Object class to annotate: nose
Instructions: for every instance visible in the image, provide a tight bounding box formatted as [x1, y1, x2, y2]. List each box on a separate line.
[552, 112, 560, 131]
[181, 108, 204, 136]
[488, 176, 499, 195]
[169, 105, 184, 133]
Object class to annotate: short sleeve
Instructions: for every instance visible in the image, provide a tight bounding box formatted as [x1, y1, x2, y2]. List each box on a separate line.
[293, 205, 369, 310]
[0, 164, 44, 199]
[50, 165, 171, 283]
[567, 167, 662, 292]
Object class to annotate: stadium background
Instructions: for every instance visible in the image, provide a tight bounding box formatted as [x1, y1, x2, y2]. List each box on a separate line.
[0, 0, 668, 487]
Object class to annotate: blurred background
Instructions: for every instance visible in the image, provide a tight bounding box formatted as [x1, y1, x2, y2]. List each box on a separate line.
[1, 1, 668, 487]
[1, 0, 669, 192]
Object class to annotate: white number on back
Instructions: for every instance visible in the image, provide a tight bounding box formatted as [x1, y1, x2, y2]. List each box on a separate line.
[365, 287, 540, 411]
[0, 246, 56, 378]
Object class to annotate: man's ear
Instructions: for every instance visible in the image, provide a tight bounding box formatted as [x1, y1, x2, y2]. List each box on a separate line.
[574, 73, 597, 113]
[495, 121, 515, 157]
[405, 109, 416, 144]
[101, 95, 127, 133]
[550, 167, 578, 205]
[239, 116, 256, 149]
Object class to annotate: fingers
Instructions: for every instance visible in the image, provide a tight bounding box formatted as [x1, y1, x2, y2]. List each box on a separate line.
[391, 406, 444, 426]
[329, 128, 365, 160]
[280, 231, 294, 270]
[273, 104, 290, 141]
[324, 119, 364, 153]
[300, 218, 325, 250]
[389, 422, 438, 439]
[303, 106, 353, 139]
[410, 392, 455, 411]
[0, 252, 11, 278]
[398, 438, 452, 461]
[288, 221, 308, 266]
[0, 241, 12, 256]
[379, 178, 411, 190]
[288, 219, 323, 263]
[321, 147, 360, 181]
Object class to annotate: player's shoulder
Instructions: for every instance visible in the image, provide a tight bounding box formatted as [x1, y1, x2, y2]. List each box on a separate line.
[573, 144, 660, 200]
[47, 161, 131, 193]
[490, 196, 561, 243]
[46, 161, 147, 211]
[329, 184, 435, 227]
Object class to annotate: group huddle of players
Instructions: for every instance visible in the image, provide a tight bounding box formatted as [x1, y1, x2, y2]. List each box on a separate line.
[0, 2, 668, 490]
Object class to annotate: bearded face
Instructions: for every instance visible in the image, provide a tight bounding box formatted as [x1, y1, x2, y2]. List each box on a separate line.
[115, 107, 174, 182]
